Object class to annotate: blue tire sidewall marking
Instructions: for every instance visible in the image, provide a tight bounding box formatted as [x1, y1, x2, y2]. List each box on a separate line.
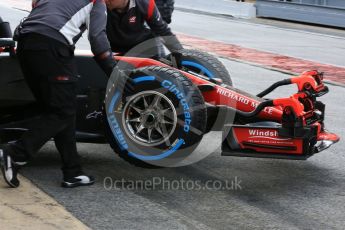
[107, 91, 128, 151]
[181, 60, 214, 79]
[108, 91, 121, 114]
[107, 76, 186, 161]
[128, 139, 185, 161]
[132, 76, 156, 84]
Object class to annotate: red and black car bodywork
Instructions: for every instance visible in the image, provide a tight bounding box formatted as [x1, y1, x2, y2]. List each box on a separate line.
[0, 24, 340, 164]
[113, 56, 339, 160]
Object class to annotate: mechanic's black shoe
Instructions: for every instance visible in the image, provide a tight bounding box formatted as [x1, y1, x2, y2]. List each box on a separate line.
[61, 175, 95, 188]
[0, 148, 20, 188]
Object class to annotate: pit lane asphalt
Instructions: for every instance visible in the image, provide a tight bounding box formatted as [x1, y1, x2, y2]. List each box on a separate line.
[1, 5, 345, 230]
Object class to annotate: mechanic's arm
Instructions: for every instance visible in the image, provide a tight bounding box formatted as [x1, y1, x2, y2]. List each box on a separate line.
[145, 0, 183, 52]
[88, 0, 117, 77]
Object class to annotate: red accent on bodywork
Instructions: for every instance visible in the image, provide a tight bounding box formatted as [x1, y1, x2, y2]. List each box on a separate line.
[273, 97, 305, 116]
[233, 127, 304, 154]
[115, 56, 168, 68]
[202, 85, 283, 121]
[318, 131, 340, 142]
[290, 71, 326, 92]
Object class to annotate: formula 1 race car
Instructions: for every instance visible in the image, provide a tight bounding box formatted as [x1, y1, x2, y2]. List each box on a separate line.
[0, 18, 340, 167]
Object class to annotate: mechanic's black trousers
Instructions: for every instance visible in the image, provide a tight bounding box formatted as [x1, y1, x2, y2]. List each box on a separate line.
[12, 33, 82, 179]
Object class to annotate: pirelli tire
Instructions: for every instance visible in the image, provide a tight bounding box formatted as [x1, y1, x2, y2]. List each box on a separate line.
[104, 66, 207, 168]
[173, 49, 233, 86]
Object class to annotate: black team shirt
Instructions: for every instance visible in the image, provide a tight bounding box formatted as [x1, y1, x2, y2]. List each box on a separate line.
[106, 0, 182, 54]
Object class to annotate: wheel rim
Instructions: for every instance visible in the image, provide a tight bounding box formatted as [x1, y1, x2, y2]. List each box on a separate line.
[122, 91, 178, 147]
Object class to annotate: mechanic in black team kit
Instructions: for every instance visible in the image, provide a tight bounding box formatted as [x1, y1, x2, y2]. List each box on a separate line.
[0, 0, 129, 188]
[106, 0, 183, 57]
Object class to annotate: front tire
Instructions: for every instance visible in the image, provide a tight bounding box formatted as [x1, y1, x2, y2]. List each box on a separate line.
[104, 66, 207, 168]
[170, 49, 233, 86]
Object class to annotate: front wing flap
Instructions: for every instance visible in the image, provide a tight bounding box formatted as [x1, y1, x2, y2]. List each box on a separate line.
[221, 124, 338, 160]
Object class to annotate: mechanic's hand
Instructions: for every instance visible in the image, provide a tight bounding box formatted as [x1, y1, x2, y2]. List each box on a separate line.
[94, 51, 116, 77]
